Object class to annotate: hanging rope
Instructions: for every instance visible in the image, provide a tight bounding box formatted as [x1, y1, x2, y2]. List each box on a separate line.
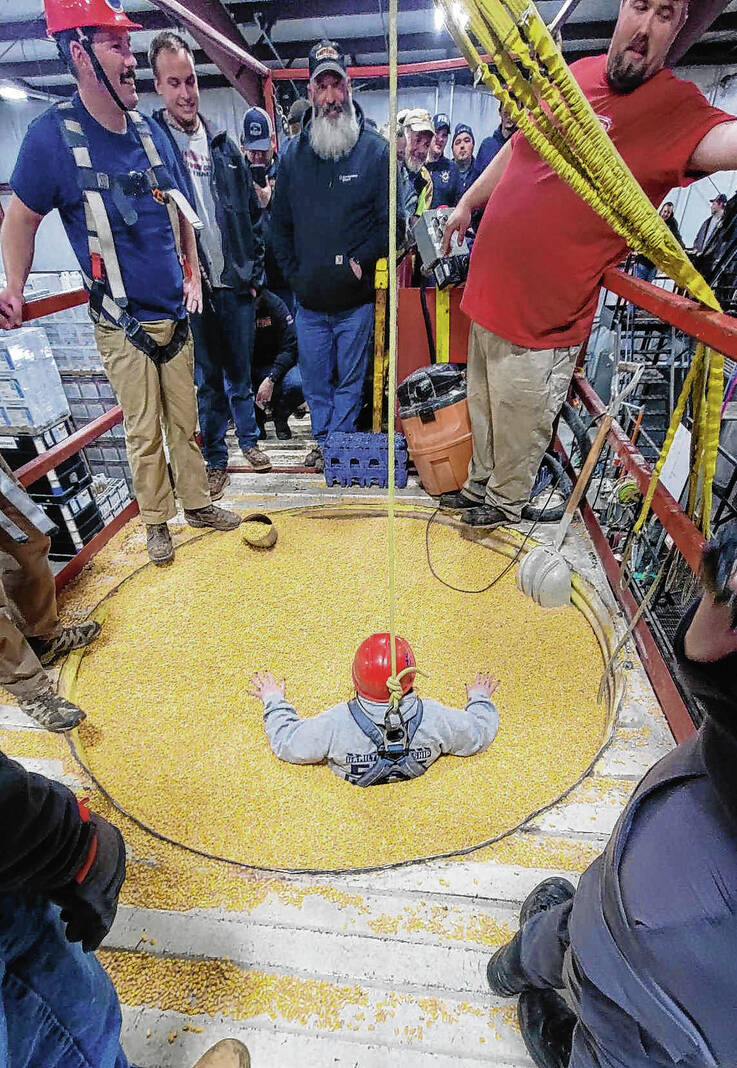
[436, 0, 724, 538]
[385, 0, 402, 706]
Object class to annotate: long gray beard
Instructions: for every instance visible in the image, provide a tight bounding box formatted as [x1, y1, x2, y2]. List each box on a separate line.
[404, 155, 424, 175]
[310, 104, 360, 161]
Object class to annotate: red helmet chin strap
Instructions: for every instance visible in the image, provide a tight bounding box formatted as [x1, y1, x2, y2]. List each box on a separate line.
[77, 29, 130, 112]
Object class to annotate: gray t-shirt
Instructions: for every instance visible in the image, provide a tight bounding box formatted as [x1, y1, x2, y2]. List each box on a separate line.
[167, 116, 228, 288]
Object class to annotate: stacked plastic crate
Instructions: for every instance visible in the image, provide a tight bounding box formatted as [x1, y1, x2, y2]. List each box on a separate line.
[0, 325, 105, 560]
[30, 272, 134, 493]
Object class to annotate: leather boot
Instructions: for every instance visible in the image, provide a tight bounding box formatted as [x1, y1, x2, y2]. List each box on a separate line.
[191, 1039, 251, 1067]
[518, 988, 576, 1068]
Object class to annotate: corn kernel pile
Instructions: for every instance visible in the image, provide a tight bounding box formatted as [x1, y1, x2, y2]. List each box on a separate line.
[63, 513, 609, 870]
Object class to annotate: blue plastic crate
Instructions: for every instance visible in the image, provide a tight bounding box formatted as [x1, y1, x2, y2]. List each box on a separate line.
[323, 432, 408, 489]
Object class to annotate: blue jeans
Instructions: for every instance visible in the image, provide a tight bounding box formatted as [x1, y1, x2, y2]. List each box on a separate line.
[0, 893, 132, 1067]
[295, 302, 374, 444]
[190, 287, 258, 467]
[633, 262, 656, 283]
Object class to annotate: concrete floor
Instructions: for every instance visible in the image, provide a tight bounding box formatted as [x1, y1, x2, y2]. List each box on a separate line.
[2, 417, 676, 1068]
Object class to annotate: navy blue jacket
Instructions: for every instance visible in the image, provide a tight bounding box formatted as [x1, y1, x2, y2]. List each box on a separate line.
[253, 289, 298, 385]
[152, 110, 265, 293]
[270, 102, 391, 312]
[565, 602, 737, 1067]
[475, 126, 511, 174]
[426, 156, 462, 209]
[455, 156, 481, 197]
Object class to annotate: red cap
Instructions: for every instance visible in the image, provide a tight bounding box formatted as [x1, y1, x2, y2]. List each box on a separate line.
[45, 0, 142, 36]
[352, 633, 416, 703]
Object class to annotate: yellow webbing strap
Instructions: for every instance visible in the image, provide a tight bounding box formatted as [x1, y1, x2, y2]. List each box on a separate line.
[436, 287, 451, 363]
[436, 0, 724, 537]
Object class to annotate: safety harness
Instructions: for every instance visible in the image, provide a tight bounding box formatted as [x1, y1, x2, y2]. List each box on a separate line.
[55, 98, 197, 367]
[346, 697, 426, 786]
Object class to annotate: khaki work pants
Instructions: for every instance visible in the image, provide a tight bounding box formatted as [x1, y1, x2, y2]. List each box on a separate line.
[0, 457, 60, 699]
[464, 322, 579, 520]
[95, 320, 211, 525]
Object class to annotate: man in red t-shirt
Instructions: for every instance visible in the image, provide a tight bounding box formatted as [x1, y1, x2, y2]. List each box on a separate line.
[442, 0, 736, 529]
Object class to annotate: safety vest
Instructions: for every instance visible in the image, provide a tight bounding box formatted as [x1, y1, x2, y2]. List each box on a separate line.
[346, 697, 427, 786]
[55, 99, 198, 366]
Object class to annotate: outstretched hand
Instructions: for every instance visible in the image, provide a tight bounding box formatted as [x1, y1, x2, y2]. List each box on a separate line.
[466, 672, 500, 699]
[249, 670, 286, 702]
[685, 522, 737, 662]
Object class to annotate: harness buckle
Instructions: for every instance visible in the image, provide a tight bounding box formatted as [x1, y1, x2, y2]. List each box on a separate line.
[382, 708, 409, 760]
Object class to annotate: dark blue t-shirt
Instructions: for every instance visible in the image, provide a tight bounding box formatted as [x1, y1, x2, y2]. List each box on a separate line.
[11, 96, 187, 323]
[426, 156, 461, 209]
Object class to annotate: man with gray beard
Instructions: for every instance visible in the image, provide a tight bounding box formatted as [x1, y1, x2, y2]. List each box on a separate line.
[271, 40, 391, 471]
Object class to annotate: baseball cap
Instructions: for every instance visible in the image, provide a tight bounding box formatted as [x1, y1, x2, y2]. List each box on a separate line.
[452, 122, 475, 146]
[711, 193, 728, 205]
[401, 108, 434, 135]
[433, 112, 451, 132]
[242, 106, 273, 151]
[287, 97, 310, 125]
[308, 40, 347, 81]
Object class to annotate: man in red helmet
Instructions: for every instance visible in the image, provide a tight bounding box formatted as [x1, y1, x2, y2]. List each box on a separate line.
[0, 0, 241, 567]
[249, 634, 500, 786]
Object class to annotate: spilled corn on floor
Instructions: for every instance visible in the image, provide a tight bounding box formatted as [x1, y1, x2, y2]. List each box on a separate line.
[59, 511, 610, 871]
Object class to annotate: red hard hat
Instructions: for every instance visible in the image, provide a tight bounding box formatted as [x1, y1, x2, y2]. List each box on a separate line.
[45, 0, 142, 36]
[352, 633, 416, 703]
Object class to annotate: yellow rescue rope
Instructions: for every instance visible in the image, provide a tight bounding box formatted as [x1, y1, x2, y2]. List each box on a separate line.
[386, 0, 401, 706]
[436, 0, 724, 537]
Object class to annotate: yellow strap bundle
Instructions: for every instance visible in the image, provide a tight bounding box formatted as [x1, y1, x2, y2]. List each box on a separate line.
[436, 0, 724, 537]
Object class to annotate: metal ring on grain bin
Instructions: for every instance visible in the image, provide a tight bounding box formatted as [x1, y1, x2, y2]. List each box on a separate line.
[241, 512, 278, 549]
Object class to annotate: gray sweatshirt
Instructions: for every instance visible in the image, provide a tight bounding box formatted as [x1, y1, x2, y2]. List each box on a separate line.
[261, 687, 499, 783]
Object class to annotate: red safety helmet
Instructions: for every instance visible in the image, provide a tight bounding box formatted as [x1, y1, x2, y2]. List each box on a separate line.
[352, 633, 416, 703]
[45, 0, 142, 37]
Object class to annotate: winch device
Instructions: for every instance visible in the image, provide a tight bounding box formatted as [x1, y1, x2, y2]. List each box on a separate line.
[414, 208, 470, 289]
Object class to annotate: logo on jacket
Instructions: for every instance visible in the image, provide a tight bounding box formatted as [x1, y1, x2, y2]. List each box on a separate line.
[256, 317, 272, 328]
[441, 170, 450, 182]
[339, 173, 358, 183]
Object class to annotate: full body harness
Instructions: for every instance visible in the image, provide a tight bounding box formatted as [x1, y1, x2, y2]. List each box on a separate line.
[55, 98, 198, 367]
[346, 697, 426, 786]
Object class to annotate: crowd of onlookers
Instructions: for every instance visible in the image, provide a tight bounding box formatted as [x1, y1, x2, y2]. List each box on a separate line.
[151, 32, 518, 477]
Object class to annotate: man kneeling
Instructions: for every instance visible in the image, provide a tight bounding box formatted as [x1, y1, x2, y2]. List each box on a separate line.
[250, 633, 499, 786]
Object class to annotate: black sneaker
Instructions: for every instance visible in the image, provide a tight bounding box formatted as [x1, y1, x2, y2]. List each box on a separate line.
[19, 688, 86, 732]
[28, 621, 101, 667]
[518, 989, 576, 1068]
[461, 504, 510, 528]
[438, 489, 480, 511]
[520, 878, 576, 927]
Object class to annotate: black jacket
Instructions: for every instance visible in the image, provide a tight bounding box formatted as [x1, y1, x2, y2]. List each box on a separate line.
[0, 751, 90, 893]
[270, 102, 391, 312]
[253, 289, 298, 385]
[152, 110, 265, 293]
[426, 156, 462, 209]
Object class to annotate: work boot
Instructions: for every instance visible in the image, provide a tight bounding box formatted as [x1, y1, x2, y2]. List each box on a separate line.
[274, 415, 292, 440]
[28, 621, 101, 667]
[146, 523, 174, 565]
[191, 1039, 251, 1067]
[206, 466, 230, 502]
[304, 445, 324, 472]
[518, 988, 576, 1068]
[242, 445, 272, 472]
[487, 930, 529, 996]
[487, 878, 576, 998]
[520, 877, 576, 927]
[18, 687, 86, 733]
[438, 489, 479, 511]
[184, 505, 242, 531]
[461, 504, 509, 528]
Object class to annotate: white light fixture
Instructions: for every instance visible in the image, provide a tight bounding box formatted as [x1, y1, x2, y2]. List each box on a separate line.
[0, 84, 29, 101]
[434, 6, 446, 30]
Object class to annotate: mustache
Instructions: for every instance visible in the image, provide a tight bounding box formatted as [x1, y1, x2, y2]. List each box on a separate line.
[121, 70, 136, 84]
[627, 32, 648, 55]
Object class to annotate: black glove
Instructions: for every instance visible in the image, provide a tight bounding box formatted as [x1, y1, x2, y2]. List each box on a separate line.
[52, 810, 126, 952]
[702, 521, 737, 626]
